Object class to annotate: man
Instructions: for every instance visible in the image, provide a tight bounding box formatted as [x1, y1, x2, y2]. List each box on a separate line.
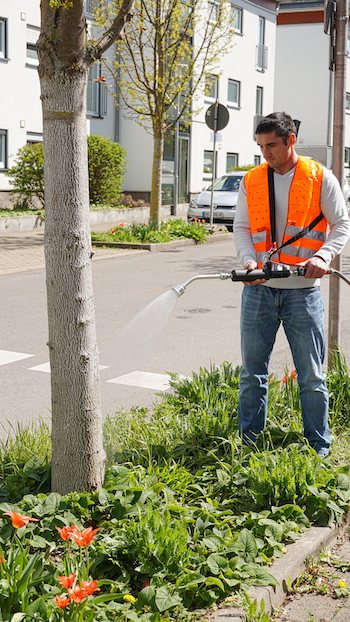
[233, 111, 350, 456]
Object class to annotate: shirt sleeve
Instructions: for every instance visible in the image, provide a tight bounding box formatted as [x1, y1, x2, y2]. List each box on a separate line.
[316, 167, 350, 265]
[233, 178, 257, 266]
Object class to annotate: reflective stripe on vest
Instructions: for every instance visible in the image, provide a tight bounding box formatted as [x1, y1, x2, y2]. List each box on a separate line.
[244, 156, 328, 267]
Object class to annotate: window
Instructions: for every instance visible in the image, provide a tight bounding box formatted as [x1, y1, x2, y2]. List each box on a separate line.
[258, 16, 265, 45]
[203, 150, 214, 175]
[226, 152, 238, 171]
[345, 147, 350, 167]
[0, 130, 7, 169]
[26, 132, 43, 144]
[205, 74, 218, 100]
[254, 155, 261, 166]
[0, 18, 7, 59]
[346, 92, 350, 112]
[227, 79, 240, 107]
[87, 62, 108, 117]
[208, 1, 219, 22]
[256, 16, 267, 71]
[230, 4, 243, 34]
[26, 25, 40, 66]
[256, 86, 263, 114]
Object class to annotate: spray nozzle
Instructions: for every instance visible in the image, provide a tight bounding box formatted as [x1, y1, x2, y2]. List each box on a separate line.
[172, 272, 232, 297]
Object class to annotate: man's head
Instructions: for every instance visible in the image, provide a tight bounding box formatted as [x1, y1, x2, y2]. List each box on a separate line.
[255, 112, 298, 174]
[255, 112, 297, 144]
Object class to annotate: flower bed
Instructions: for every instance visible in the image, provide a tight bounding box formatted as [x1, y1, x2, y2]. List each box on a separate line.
[1, 360, 350, 620]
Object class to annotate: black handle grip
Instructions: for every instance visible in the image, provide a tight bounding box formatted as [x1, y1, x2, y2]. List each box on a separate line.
[231, 269, 267, 282]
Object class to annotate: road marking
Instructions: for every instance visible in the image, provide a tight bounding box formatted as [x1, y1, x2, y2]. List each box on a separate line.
[0, 350, 34, 366]
[29, 362, 108, 373]
[107, 371, 171, 391]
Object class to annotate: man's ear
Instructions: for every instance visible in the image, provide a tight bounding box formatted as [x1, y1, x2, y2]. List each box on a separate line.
[288, 132, 297, 146]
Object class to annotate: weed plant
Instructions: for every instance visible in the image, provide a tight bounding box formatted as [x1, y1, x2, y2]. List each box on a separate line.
[91, 219, 209, 244]
[1, 361, 350, 619]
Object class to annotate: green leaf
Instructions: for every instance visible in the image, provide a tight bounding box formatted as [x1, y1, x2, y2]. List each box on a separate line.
[235, 529, 258, 561]
[207, 553, 229, 575]
[155, 586, 182, 612]
[204, 576, 225, 591]
[10, 615, 26, 622]
[136, 586, 155, 607]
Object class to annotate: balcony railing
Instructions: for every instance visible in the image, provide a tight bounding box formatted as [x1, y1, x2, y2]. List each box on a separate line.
[256, 44, 268, 71]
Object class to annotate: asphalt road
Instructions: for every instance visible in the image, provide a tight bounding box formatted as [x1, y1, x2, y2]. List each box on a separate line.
[1, 235, 350, 436]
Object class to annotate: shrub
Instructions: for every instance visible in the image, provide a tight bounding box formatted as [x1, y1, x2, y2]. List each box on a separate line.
[88, 135, 126, 206]
[7, 136, 127, 210]
[7, 142, 45, 209]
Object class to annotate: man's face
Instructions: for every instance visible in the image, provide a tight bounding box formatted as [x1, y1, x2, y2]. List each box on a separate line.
[256, 131, 296, 173]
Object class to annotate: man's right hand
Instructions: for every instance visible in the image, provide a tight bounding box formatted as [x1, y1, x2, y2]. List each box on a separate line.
[243, 260, 266, 286]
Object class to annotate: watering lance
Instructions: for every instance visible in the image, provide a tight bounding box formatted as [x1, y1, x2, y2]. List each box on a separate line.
[172, 261, 350, 297]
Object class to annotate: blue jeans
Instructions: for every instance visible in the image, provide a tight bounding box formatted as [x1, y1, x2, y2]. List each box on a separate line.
[238, 285, 330, 452]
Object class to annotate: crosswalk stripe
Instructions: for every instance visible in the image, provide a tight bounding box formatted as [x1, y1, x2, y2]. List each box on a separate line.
[0, 350, 34, 366]
[29, 362, 108, 373]
[107, 371, 171, 391]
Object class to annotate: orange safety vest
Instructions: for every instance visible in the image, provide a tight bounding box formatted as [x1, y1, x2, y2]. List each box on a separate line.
[244, 156, 328, 267]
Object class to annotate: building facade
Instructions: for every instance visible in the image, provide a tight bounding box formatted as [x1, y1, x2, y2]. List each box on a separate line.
[274, 0, 350, 172]
[0, 0, 277, 205]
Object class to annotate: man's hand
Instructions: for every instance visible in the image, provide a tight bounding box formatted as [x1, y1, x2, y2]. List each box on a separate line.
[301, 256, 330, 279]
[243, 260, 266, 286]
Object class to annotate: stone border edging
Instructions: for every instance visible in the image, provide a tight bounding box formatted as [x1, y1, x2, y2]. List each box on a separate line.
[91, 232, 231, 252]
[210, 523, 344, 622]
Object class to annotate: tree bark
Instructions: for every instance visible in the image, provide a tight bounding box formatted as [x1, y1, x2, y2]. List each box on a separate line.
[39, 1, 104, 493]
[149, 132, 164, 228]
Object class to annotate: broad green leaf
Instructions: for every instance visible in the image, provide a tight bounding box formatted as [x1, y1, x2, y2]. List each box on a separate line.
[205, 576, 225, 591]
[207, 553, 229, 575]
[136, 586, 155, 607]
[155, 586, 182, 612]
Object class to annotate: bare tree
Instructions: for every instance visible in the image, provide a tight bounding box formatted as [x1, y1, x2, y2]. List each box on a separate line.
[99, 0, 235, 226]
[37, 0, 133, 494]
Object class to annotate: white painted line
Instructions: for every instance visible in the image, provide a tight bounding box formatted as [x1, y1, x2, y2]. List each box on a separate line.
[29, 362, 108, 373]
[0, 350, 34, 366]
[29, 362, 51, 373]
[107, 370, 171, 391]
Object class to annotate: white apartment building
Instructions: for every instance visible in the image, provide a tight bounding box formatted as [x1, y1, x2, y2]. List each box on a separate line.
[274, 0, 350, 172]
[0, 0, 277, 206]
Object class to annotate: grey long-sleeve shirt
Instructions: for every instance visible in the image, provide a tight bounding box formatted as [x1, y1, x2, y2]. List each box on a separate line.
[233, 163, 350, 288]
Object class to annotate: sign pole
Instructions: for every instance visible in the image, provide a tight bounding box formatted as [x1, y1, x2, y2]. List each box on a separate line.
[209, 101, 219, 226]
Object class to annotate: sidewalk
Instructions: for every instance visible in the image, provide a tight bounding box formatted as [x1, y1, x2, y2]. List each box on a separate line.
[0, 229, 139, 275]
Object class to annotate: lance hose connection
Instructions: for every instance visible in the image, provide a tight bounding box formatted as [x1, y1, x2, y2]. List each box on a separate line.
[172, 261, 350, 297]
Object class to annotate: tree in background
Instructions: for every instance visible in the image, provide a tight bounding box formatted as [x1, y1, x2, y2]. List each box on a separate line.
[96, 0, 235, 226]
[37, 0, 133, 494]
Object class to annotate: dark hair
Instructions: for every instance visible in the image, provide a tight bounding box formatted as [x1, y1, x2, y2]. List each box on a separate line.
[255, 112, 297, 144]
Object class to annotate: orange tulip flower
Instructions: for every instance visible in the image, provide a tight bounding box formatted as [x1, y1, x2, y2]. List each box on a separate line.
[58, 573, 76, 588]
[56, 524, 77, 541]
[80, 579, 100, 595]
[55, 594, 70, 609]
[70, 526, 99, 547]
[68, 584, 89, 603]
[3, 511, 39, 528]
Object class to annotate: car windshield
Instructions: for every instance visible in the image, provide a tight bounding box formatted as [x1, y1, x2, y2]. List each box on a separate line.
[210, 175, 243, 192]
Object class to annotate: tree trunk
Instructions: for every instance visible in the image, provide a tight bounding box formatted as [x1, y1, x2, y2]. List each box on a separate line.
[39, 38, 105, 493]
[149, 132, 164, 227]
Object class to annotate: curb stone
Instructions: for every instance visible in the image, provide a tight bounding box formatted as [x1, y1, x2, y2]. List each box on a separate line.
[91, 232, 231, 251]
[209, 524, 343, 622]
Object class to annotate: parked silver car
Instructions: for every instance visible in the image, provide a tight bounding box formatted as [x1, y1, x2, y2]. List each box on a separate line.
[187, 171, 247, 231]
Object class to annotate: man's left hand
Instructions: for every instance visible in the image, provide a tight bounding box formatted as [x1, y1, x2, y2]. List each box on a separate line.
[301, 256, 330, 279]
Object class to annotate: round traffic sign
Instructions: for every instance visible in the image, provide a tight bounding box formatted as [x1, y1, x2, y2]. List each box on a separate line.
[205, 102, 230, 131]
